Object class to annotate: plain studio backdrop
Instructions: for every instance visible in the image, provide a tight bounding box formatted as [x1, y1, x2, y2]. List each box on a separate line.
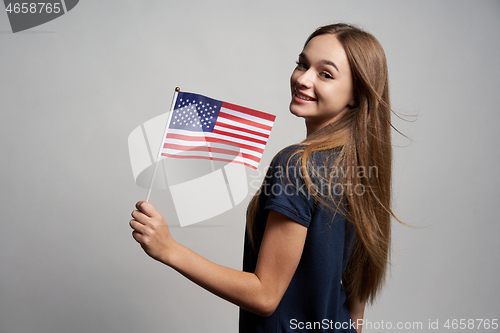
[1, 1, 499, 332]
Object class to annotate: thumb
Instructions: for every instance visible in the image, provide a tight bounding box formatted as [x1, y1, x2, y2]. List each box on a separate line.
[136, 200, 160, 218]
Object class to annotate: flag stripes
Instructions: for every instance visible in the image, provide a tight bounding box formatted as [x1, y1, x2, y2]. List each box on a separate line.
[165, 131, 265, 154]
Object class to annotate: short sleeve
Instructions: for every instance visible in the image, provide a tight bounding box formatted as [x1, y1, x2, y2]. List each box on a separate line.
[263, 148, 314, 228]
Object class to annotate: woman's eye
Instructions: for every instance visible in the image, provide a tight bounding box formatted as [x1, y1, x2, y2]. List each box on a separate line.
[320, 71, 333, 79]
[295, 61, 307, 69]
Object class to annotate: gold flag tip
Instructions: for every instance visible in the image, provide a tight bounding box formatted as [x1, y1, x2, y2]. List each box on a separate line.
[175, 87, 181, 92]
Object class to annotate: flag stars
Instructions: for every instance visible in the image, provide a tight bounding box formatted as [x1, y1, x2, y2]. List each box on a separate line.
[171, 95, 223, 132]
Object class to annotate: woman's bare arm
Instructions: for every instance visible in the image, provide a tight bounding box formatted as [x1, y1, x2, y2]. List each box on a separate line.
[346, 298, 366, 333]
[130, 201, 307, 317]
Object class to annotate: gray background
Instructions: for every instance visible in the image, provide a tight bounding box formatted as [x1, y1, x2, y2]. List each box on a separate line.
[1, 1, 499, 332]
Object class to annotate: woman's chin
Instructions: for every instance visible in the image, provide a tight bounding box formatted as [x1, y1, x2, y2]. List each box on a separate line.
[289, 104, 307, 118]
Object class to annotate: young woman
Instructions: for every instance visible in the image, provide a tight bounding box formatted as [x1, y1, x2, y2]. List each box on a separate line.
[130, 23, 395, 333]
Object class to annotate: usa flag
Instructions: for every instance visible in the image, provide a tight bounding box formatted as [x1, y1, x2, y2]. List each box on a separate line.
[161, 92, 276, 169]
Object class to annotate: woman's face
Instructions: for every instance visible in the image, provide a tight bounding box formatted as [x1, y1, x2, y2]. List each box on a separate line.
[289, 34, 355, 132]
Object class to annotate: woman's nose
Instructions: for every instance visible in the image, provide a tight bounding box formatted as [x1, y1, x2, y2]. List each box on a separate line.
[295, 69, 314, 88]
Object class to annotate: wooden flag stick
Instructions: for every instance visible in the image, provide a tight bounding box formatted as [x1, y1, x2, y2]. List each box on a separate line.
[145, 87, 180, 202]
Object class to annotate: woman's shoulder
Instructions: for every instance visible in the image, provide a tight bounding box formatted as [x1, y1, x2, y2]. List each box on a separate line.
[273, 144, 304, 159]
[268, 144, 306, 170]
[271, 144, 341, 168]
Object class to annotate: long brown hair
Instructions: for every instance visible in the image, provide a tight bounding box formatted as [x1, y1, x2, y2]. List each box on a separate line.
[247, 23, 399, 303]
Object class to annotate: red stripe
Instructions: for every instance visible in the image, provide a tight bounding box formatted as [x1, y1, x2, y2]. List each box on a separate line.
[165, 133, 264, 154]
[161, 153, 257, 170]
[240, 152, 260, 162]
[215, 122, 269, 139]
[218, 112, 272, 131]
[166, 133, 206, 142]
[212, 128, 266, 146]
[222, 102, 276, 122]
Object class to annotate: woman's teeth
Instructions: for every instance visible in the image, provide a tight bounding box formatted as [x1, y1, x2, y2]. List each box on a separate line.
[296, 92, 314, 101]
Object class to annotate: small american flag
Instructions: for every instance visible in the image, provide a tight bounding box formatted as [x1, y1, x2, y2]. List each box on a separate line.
[161, 91, 276, 170]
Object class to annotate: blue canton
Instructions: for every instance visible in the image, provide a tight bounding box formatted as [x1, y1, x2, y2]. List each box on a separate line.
[169, 92, 223, 133]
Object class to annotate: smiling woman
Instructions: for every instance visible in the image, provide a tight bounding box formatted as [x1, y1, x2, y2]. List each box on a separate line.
[289, 34, 356, 136]
[130, 23, 398, 333]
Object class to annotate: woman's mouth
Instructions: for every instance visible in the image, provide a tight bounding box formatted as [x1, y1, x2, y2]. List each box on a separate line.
[294, 90, 316, 102]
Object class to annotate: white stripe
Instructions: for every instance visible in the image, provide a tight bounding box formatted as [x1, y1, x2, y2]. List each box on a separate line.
[164, 138, 208, 147]
[167, 128, 206, 138]
[213, 124, 270, 142]
[163, 149, 211, 157]
[238, 147, 261, 158]
[163, 148, 239, 159]
[221, 106, 275, 128]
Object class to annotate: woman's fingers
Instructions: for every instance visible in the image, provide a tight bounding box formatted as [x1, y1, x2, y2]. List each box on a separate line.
[131, 209, 148, 224]
[130, 200, 172, 263]
[136, 201, 160, 218]
[129, 219, 145, 232]
[131, 230, 141, 242]
[130, 219, 144, 245]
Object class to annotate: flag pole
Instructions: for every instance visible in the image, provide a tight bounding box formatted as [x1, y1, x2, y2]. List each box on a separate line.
[145, 87, 180, 202]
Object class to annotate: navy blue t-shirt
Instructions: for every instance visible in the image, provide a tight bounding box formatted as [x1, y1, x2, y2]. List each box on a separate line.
[239, 145, 357, 333]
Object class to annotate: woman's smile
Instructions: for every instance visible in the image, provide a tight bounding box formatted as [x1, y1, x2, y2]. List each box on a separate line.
[293, 89, 316, 102]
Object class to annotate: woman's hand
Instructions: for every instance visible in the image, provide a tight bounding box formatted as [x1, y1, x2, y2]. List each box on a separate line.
[130, 201, 175, 264]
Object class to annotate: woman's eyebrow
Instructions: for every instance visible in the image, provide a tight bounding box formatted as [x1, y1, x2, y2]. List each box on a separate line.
[320, 59, 339, 72]
[298, 52, 339, 72]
